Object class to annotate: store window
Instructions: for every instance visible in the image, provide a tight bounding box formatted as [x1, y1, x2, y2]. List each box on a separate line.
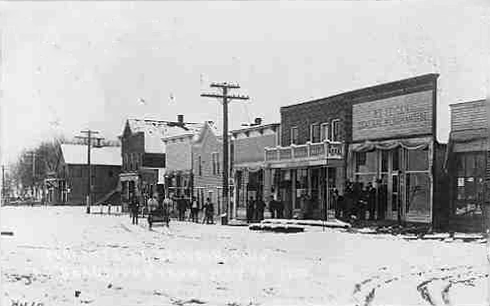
[455, 152, 486, 216]
[291, 127, 299, 145]
[407, 149, 429, 171]
[310, 123, 320, 143]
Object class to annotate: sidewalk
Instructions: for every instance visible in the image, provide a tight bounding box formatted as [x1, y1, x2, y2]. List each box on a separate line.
[260, 218, 351, 229]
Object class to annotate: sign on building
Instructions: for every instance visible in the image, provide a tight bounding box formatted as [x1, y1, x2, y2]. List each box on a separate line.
[352, 90, 434, 141]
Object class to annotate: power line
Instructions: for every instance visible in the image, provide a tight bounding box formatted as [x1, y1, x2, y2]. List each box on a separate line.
[201, 82, 249, 222]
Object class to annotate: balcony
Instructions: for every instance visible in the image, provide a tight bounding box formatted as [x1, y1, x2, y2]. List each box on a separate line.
[264, 141, 344, 164]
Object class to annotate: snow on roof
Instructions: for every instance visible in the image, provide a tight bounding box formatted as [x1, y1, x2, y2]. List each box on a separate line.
[61, 144, 121, 166]
[127, 119, 202, 153]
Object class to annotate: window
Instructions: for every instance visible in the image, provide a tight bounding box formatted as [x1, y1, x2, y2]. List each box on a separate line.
[320, 123, 329, 141]
[211, 152, 220, 176]
[290, 127, 299, 145]
[310, 123, 320, 143]
[198, 156, 202, 176]
[331, 119, 340, 141]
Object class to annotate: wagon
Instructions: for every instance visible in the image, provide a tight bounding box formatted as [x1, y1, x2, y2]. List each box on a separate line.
[147, 207, 170, 229]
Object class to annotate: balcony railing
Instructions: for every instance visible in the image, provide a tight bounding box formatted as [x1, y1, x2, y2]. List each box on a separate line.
[264, 141, 344, 163]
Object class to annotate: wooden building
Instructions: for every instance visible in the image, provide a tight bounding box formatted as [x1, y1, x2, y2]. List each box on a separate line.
[232, 119, 280, 220]
[447, 99, 488, 231]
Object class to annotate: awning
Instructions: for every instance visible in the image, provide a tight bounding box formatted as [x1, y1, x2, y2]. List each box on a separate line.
[350, 136, 432, 153]
[234, 161, 264, 172]
[449, 129, 488, 152]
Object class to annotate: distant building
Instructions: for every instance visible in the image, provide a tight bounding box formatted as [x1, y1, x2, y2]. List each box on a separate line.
[232, 118, 280, 220]
[162, 122, 204, 200]
[119, 115, 197, 208]
[45, 143, 121, 205]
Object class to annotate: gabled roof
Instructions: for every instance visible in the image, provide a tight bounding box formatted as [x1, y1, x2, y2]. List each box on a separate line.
[61, 144, 121, 166]
[125, 119, 201, 153]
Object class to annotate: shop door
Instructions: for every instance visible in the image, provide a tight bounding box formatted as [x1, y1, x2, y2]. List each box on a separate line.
[387, 149, 402, 221]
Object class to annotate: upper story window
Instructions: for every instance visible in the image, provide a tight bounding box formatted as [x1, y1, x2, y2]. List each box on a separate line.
[290, 126, 299, 145]
[198, 156, 202, 176]
[331, 119, 340, 142]
[212, 152, 220, 176]
[321, 123, 329, 142]
[310, 123, 320, 143]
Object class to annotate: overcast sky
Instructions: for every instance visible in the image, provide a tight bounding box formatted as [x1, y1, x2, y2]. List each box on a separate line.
[1, 0, 489, 164]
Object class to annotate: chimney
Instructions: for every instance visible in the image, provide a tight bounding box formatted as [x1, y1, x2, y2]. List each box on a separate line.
[254, 118, 262, 126]
[177, 114, 184, 125]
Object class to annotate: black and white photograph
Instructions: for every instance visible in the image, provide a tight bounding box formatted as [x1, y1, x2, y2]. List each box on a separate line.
[1, 0, 490, 305]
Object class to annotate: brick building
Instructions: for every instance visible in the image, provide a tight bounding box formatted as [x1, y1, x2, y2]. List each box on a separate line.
[232, 119, 280, 220]
[119, 116, 194, 209]
[265, 94, 347, 219]
[45, 143, 121, 205]
[265, 73, 448, 228]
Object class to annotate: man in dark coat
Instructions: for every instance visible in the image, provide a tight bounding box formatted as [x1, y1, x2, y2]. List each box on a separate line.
[131, 196, 140, 225]
[367, 182, 376, 220]
[276, 199, 284, 219]
[255, 198, 266, 222]
[268, 196, 277, 218]
[246, 197, 255, 223]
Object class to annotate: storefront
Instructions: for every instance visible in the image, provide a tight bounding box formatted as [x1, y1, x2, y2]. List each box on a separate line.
[265, 141, 345, 220]
[349, 138, 434, 223]
[348, 73, 448, 227]
[447, 100, 489, 231]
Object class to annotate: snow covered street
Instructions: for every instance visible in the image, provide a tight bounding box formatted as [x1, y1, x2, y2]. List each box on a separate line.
[1, 206, 488, 306]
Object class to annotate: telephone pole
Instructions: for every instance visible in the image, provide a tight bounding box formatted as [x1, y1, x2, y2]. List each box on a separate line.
[201, 82, 249, 223]
[1, 165, 5, 206]
[76, 130, 102, 214]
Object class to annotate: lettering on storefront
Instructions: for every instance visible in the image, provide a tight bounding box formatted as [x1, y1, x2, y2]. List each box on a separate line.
[353, 90, 433, 141]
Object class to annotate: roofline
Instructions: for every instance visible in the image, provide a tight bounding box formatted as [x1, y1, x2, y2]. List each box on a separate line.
[161, 133, 195, 142]
[127, 118, 200, 125]
[281, 73, 439, 111]
[231, 123, 280, 134]
[449, 98, 486, 107]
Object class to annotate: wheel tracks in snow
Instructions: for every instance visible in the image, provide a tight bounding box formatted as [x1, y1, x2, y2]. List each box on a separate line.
[352, 264, 486, 306]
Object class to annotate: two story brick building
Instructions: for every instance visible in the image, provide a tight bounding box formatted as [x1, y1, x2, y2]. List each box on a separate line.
[264, 94, 348, 220]
[265, 74, 448, 228]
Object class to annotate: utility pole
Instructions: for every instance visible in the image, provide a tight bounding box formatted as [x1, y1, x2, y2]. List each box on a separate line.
[1, 165, 5, 206]
[201, 82, 249, 223]
[76, 130, 102, 214]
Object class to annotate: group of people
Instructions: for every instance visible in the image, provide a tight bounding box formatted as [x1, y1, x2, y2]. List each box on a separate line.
[246, 196, 284, 223]
[335, 180, 388, 222]
[128, 194, 217, 226]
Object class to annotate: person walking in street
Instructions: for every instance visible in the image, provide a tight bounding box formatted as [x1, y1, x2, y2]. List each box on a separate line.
[202, 198, 214, 224]
[246, 197, 255, 223]
[162, 196, 173, 227]
[131, 195, 140, 225]
[190, 197, 199, 223]
[177, 195, 186, 221]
